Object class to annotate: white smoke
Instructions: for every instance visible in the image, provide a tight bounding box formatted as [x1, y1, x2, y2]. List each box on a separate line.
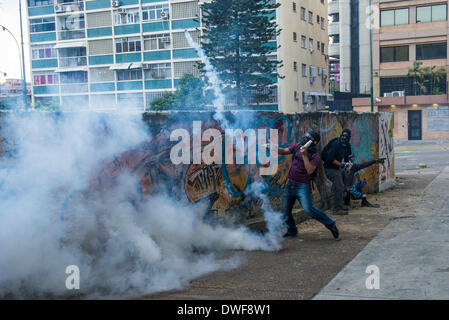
[0, 110, 284, 299]
[184, 30, 230, 128]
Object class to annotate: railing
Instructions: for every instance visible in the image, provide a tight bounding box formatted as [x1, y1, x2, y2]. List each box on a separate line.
[380, 76, 447, 96]
[58, 56, 87, 68]
[55, 0, 84, 12]
[58, 29, 85, 40]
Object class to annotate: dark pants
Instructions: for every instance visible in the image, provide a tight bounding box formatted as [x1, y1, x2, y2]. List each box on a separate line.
[342, 160, 377, 204]
[282, 180, 336, 234]
[325, 167, 345, 210]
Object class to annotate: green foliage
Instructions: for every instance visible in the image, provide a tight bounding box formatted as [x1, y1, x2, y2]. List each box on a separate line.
[408, 62, 447, 95]
[149, 74, 209, 110]
[33, 99, 61, 111]
[200, 0, 282, 106]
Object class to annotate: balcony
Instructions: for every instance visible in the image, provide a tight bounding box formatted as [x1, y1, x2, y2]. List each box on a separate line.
[58, 56, 87, 68]
[55, 0, 84, 13]
[59, 29, 85, 40]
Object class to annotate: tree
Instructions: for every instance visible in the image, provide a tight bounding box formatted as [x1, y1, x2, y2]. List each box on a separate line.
[200, 0, 282, 107]
[150, 74, 209, 110]
[408, 62, 447, 95]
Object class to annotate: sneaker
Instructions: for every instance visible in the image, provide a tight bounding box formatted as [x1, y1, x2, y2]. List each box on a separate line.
[361, 200, 380, 208]
[330, 224, 340, 241]
[283, 230, 298, 238]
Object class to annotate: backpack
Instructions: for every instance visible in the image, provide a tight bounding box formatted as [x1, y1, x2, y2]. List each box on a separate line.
[321, 137, 338, 163]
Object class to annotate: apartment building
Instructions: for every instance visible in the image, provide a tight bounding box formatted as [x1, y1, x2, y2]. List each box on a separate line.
[26, 0, 329, 112]
[353, 0, 449, 140]
[0, 79, 32, 106]
[328, 0, 371, 95]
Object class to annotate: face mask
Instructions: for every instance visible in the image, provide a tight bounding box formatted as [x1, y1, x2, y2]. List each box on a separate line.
[340, 134, 350, 144]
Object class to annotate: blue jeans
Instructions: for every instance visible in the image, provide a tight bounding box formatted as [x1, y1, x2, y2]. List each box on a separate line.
[282, 180, 336, 234]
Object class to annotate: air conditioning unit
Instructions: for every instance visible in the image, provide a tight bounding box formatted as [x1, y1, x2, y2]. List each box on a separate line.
[383, 92, 394, 97]
[309, 47, 314, 53]
[117, 7, 126, 13]
[55, 4, 64, 13]
[309, 76, 315, 84]
[111, 0, 120, 8]
[317, 68, 322, 76]
[161, 11, 169, 20]
[392, 90, 404, 96]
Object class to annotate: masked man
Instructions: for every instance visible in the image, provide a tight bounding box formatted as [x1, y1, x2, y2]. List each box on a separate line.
[343, 157, 386, 208]
[322, 129, 353, 215]
[277, 131, 340, 240]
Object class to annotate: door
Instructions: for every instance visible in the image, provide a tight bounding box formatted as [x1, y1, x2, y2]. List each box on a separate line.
[408, 110, 422, 140]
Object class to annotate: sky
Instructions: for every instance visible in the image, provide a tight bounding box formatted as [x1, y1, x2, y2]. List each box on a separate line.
[0, 0, 31, 84]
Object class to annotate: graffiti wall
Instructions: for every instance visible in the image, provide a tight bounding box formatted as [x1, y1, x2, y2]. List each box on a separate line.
[0, 111, 394, 223]
[378, 112, 395, 191]
[86, 111, 394, 221]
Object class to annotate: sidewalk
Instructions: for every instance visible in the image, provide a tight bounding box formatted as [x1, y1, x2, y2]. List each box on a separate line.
[313, 166, 449, 299]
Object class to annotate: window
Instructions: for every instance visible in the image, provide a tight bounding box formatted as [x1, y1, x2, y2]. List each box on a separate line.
[115, 37, 141, 53]
[380, 46, 408, 63]
[317, 15, 320, 24]
[144, 63, 172, 80]
[308, 11, 313, 24]
[301, 35, 306, 48]
[114, 9, 140, 25]
[380, 8, 409, 26]
[28, 0, 53, 7]
[60, 71, 88, 84]
[33, 73, 59, 86]
[293, 32, 297, 42]
[416, 42, 447, 60]
[293, 61, 297, 71]
[30, 17, 55, 33]
[321, 17, 325, 29]
[144, 34, 171, 51]
[329, 34, 339, 44]
[117, 69, 143, 81]
[300, 7, 306, 20]
[302, 64, 307, 77]
[142, 4, 169, 22]
[309, 38, 314, 51]
[317, 41, 320, 51]
[321, 43, 325, 54]
[32, 45, 57, 60]
[380, 46, 409, 62]
[329, 13, 339, 23]
[416, 4, 447, 23]
[292, 2, 296, 12]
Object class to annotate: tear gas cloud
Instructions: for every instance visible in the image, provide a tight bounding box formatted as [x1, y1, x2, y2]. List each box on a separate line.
[0, 110, 285, 298]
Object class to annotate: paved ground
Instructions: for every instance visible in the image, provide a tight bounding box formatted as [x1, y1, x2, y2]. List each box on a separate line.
[314, 166, 449, 299]
[142, 140, 449, 300]
[394, 140, 449, 171]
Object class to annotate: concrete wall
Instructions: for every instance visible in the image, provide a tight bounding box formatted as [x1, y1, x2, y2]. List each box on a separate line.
[0, 111, 394, 223]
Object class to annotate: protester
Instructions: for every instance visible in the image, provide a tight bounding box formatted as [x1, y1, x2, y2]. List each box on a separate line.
[343, 157, 386, 208]
[277, 131, 340, 240]
[322, 129, 353, 215]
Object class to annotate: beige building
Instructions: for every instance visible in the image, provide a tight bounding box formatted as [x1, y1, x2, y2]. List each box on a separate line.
[353, 0, 449, 140]
[277, 0, 331, 113]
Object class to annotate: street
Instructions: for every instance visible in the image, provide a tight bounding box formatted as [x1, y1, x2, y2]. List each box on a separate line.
[144, 141, 449, 300]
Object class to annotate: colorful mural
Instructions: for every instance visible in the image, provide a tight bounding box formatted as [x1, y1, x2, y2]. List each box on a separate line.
[0, 111, 394, 221]
[379, 112, 395, 191]
[83, 111, 393, 220]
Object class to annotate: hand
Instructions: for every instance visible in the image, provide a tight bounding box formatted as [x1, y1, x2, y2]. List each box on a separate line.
[300, 146, 308, 157]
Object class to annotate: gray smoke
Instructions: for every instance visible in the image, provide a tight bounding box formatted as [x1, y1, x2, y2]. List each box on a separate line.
[0, 110, 284, 299]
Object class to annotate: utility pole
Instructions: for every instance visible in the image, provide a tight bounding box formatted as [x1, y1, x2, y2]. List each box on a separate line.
[19, 0, 28, 109]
